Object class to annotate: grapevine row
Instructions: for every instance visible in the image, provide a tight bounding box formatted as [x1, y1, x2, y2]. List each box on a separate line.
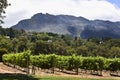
[2, 51, 120, 76]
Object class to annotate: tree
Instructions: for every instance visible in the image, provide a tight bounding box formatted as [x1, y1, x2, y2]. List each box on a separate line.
[0, 27, 6, 35]
[0, 35, 10, 50]
[76, 46, 88, 56]
[18, 37, 28, 52]
[0, 48, 7, 62]
[52, 40, 68, 55]
[0, 0, 9, 24]
[110, 47, 120, 58]
[85, 42, 98, 56]
[10, 38, 18, 52]
[32, 40, 55, 55]
[6, 28, 15, 38]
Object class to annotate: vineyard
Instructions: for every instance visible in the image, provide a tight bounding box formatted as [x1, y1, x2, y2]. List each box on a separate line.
[2, 50, 120, 77]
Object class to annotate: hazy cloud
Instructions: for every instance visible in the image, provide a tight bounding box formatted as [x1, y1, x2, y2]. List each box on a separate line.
[3, 0, 120, 27]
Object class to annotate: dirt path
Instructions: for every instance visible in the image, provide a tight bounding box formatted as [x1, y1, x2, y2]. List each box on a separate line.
[35, 69, 120, 79]
[0, 62, 120, 79]
[0, 63, 25, 74]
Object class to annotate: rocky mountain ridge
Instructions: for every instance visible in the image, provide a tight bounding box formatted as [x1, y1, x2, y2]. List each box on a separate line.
[12, 13, 120, 38]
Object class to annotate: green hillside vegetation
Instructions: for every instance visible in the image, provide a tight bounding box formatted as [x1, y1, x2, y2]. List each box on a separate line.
[0, 27, 120, 59]
[0, 24, 120, 79]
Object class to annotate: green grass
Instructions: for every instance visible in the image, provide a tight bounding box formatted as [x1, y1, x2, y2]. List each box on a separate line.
[0, 73, 119, 80]
[36, 76, 119, 80]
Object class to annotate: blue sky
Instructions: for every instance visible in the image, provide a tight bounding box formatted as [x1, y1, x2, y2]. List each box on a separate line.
[108, 0, 120, 8]
[3, 0, 120, 28]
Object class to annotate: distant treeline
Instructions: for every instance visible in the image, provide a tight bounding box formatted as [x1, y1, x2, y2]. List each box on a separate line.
[0, 27, 120, 62]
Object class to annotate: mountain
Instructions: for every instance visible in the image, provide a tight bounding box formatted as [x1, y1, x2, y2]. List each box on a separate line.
[12, 13, 120, 38]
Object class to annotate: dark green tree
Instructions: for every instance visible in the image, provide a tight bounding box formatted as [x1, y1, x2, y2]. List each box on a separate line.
[18, 37, 28, 52]
[0, 0, 9, 24]
[32, 40, 54, 55]
[0, 48, 7, 62]
[76, 46, 88, 56]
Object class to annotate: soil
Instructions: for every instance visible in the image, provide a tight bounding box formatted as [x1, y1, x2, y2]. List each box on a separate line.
[0, 63, 25, 74]
[0, 62, 120, 79]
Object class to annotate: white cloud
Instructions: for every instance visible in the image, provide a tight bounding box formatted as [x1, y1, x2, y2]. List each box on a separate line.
[2, 0, 120, 27]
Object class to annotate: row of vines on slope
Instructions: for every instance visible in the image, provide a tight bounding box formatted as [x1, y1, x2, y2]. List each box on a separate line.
[2, 51, 120, 76]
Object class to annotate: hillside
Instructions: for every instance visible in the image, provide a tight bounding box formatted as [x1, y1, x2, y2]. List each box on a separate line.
[12, 13, 120, 38]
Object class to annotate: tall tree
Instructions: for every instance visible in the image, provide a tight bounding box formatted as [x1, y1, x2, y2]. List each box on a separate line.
[0, 0, 9, 24]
